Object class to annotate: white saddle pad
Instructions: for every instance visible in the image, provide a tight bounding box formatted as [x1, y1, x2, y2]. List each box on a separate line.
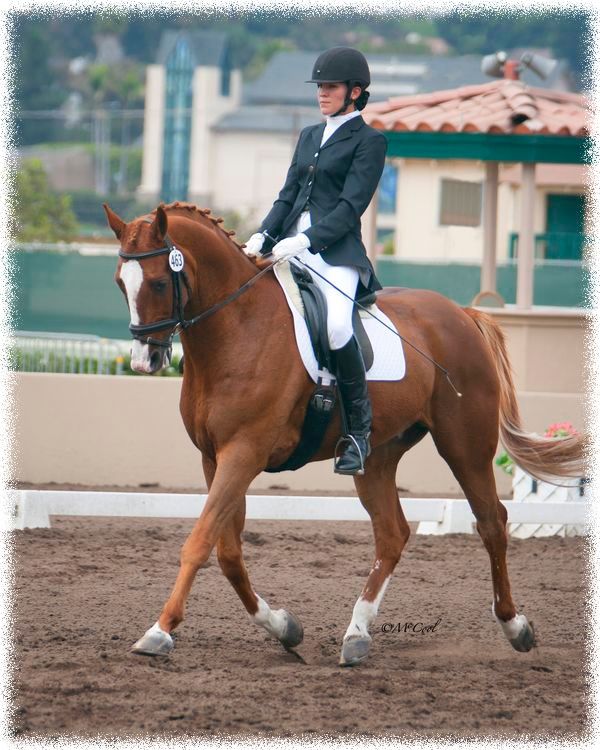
[274, 261, 406, 383]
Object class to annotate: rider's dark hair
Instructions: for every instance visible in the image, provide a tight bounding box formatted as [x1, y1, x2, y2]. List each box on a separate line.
[346, 81, 370, 111]
[353, 86, 370, 111]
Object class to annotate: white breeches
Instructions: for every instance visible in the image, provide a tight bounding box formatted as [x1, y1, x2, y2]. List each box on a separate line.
[289, 210, 360, 350]
[293, 249, 359, 351]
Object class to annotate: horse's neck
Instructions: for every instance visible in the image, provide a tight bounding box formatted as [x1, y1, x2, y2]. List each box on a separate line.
[173, 216, 272, 371]
[172, 215, 257, 308]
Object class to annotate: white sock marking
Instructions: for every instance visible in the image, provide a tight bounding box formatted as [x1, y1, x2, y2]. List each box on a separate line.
[344, 575, 391, 640]
[492, 602, 529, 640]
[252, 596, 288, 640]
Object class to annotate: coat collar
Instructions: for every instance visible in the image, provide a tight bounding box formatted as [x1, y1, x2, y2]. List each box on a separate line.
[312, 115, 365, 151]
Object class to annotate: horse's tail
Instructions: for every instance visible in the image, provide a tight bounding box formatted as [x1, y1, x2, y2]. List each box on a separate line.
[463, 307, 586, 482]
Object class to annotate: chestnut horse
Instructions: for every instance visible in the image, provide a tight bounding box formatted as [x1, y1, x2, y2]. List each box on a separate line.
[104, 201, 584, 667]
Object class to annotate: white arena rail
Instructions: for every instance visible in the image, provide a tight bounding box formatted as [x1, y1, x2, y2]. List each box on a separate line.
[4, 490, 590, 536]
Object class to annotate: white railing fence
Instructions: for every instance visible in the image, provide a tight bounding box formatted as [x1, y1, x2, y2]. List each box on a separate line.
[5, 490, 591, 536]
[10, 331, 124, 375]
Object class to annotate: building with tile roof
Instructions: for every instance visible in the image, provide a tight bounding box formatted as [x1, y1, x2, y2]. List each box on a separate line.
[243, 50, 574, 108]
[136, 40, 588, 291]
[360, 75, 590, 308]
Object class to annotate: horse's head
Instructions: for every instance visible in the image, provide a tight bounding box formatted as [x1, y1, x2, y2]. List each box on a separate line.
[104, 203, 190, 374]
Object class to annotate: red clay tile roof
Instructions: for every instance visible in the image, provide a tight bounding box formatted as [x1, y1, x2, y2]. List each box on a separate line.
[363, 79, 589, 136]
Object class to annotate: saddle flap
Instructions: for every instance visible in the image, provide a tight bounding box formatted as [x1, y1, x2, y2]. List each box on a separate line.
[289, 263, 332, 371]
[273, 261, 405, 383]
[289, 262, 374, 373]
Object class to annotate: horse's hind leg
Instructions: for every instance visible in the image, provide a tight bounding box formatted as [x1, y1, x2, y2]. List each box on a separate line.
[340, 442, 411, 667]
[216, 501, 303, 650]
[432, 426, 535, 653]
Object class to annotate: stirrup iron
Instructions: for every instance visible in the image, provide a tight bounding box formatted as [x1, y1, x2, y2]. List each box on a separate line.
[334, 434, 368, 476]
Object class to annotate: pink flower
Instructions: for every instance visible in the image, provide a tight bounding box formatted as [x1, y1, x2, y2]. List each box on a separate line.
[544, 422, 579, 439]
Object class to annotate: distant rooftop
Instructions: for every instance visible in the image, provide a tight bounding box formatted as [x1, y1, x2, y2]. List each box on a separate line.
[157, 30, 228, 68]
[243, 50, 574, 107]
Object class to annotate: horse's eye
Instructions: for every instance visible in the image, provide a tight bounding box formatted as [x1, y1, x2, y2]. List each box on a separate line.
[151, 280, 168, 294]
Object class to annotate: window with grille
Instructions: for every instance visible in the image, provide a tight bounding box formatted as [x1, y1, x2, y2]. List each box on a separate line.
[439, 178, 482, 227]
[378, 161, 398, 215]
[161, 38, 193, 203]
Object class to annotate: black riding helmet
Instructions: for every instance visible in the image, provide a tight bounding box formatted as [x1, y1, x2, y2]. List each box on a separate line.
[306, 47, 371, 115]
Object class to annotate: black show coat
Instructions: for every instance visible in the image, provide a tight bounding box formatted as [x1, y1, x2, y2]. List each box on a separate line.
[259, 115, 387, 293]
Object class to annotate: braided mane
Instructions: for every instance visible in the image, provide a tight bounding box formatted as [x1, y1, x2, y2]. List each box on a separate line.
[148, 201, 246, 254]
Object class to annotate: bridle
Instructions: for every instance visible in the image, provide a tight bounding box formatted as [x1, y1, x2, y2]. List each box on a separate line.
[118, 227, 275, 354]
[118, 233, 193, 351]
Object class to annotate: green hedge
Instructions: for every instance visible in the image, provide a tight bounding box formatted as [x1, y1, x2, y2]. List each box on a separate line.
[67, 190, 154, 227]
[9, 347, 183, 377]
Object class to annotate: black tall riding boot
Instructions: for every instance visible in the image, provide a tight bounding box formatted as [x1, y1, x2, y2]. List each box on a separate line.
[333, 336, 372, 475]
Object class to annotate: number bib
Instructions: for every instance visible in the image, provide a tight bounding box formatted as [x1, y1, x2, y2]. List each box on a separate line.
[169, 249, 184, 272]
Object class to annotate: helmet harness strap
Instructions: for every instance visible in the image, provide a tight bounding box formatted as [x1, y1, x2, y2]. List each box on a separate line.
[332, 81, 356, 117]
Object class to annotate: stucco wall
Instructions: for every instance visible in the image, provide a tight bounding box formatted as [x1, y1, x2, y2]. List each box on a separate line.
[10, 308, 587, 498]
[393, 159, 587, 262]
[211, 130, 297, 225]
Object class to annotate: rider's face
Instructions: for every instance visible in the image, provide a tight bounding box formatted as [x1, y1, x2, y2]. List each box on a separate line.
[317, 82, 361, 116]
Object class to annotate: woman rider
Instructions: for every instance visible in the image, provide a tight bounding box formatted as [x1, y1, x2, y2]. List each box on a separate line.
[244, 47, 387, 476]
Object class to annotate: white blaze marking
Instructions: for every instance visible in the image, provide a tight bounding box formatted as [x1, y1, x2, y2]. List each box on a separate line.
[119, 260, 143, 324]
[492, 601, 529, 640]
[344, 575, 391, 640]
[120, 259, 152, 371]
[252, 596, 287, 640]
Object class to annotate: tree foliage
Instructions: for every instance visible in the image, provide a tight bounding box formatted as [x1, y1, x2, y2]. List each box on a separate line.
[435, 10, 591, 88]
[11, 8, 592, 128]
[86, 61, 144, 105]
[15, 159, 79, 242]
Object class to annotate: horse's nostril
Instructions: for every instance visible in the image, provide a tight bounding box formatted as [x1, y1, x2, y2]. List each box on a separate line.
[150, 350, 162, 369]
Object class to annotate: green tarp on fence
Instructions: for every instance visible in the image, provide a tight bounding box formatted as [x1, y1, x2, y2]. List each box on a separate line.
[377, 258, 589, 308]
[10, 249, 589, 340]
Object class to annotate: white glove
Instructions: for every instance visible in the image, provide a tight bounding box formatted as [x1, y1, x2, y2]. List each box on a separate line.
[272, 234, 310, 262]
[243, 232, 265, 257]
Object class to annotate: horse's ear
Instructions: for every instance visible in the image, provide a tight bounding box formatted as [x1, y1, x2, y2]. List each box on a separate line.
[150, 204, 168, 242]
[103, 203, 126, 240]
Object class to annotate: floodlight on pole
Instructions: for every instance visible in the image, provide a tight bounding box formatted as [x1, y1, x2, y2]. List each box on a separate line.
[481, 50, 558, 81]
[520, 52, 558, 80]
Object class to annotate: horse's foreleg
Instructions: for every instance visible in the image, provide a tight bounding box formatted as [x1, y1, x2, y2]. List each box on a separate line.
[340, 445, 410, 667]
[217, 503, 303, 650]
[131, 446, 260, 656]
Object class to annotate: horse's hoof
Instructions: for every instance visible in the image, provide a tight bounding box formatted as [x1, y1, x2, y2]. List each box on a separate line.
[131, 622, 174, 656]
[279, 610, 304, 649]
[339, 634, 371, 666]
[509, 619, 536, 653]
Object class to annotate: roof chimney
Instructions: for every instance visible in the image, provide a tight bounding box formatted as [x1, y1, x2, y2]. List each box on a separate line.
[503, 59, 521, 80]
